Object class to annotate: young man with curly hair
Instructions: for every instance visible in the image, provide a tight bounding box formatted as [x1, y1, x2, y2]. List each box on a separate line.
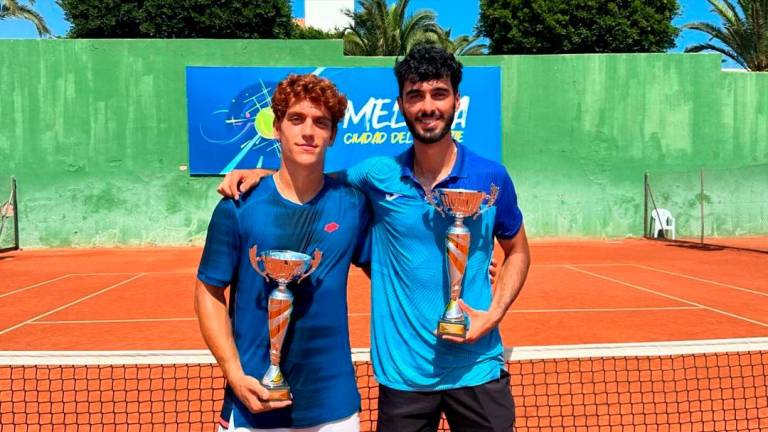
[218, 46, 530, 432]
[196, 74, 369, 432]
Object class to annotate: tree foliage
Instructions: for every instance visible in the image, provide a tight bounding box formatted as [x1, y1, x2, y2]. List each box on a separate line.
[59, 0, 293, 39]
[292, 24, 343, 40]
[436, 29, 488, 56]
[683, 0, 768, 71]
[0, 0, 50, 36]
[342, 0, 441, 56]
[477, 0, 680, 54]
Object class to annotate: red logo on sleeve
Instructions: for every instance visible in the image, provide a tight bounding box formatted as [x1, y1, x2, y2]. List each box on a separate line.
[324, 222, 339, 233]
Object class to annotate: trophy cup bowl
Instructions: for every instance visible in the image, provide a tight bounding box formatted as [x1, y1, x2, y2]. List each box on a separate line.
[250, 247, 322, 400]
[426, 185, 498, 338]
[437, 188, 488, 219]
[261, 250, 314, 283]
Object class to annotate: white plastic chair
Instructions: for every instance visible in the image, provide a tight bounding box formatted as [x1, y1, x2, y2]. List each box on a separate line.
[650, 208, 675, 240]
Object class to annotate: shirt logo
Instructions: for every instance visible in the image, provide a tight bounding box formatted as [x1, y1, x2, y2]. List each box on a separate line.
[384, 193, 402, 201]
[324, 222, 339, 233]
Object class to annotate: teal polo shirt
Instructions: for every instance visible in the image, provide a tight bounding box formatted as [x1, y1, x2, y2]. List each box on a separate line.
[342, 144, 523, 391]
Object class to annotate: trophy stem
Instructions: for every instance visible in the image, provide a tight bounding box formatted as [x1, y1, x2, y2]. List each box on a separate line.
[262, 281, 293, 400]
[439, 216, 470, 338]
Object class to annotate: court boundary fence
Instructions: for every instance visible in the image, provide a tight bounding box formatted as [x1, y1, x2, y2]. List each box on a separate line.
[0, 176, 18, 253]
[643, 166, 768, 253]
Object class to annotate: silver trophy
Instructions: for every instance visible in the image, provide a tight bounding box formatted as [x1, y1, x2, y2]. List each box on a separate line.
[249, 247, 322, 400]
[426, 185, 498, 338]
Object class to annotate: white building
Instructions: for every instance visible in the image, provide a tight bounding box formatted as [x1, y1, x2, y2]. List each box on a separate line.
[304, 0, 354, 31]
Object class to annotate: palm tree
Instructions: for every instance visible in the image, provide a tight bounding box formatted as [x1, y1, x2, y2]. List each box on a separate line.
[342, 0, 442, 56]
[438, 29, 488, 56]
[0, 0, 51, 37]
[682, 0, 768, 71]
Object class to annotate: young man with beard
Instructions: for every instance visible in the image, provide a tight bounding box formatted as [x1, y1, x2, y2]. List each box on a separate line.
[196, 74, 369, 432]
[218, 46, 530, 432]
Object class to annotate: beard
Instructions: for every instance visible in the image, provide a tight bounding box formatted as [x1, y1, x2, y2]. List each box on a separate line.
[403, 106, 455, 144]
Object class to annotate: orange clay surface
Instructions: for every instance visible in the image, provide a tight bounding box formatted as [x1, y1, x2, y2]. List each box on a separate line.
[2, 239, 768, 432]
[1, 238, 766, 351]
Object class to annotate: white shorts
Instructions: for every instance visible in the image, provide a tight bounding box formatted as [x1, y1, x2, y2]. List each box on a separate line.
[218, 412, 360, 432]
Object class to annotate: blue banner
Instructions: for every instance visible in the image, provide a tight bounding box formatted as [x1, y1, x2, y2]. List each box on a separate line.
[186, 66, 501, 175]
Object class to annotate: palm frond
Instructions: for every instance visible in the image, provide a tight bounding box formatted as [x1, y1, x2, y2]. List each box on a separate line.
[685, 42, 749, 69]
[1, 0, 20, 14]
[710, 0, 744, 29]
[682, 0, 768, 71]
[343, 0, 442, 56]
[454, 35, 488, 56]
[0, 2, 50, 36]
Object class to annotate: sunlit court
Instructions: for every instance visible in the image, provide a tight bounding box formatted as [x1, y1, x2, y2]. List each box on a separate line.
[2, 1, 768, 428]
[1, 236, 767, 430]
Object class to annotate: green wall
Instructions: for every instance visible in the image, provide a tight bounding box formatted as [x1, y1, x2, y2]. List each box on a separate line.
[1, 40, 766, 247]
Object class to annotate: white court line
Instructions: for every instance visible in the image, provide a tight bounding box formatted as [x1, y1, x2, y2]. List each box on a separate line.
[31, 317, 196, 324]
[71, 270, 195, 275]
[565, 266, 768, 328]
[349, 307, 701, 317]
[531, 263, 633, 268]
[0, 270, 193, 300]
[510, 306, 701, 313]
[68, 272, 138, 276]
[0, 274, 73, 299]
[2, 338, 768, 365]
[504, 336, 768, 361]
[633, 264, 768, 298]
[0, 274, 145, 336]
[0, 347, 374, 365]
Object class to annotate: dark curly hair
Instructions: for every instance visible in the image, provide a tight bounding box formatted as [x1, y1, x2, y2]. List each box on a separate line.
[394, 45, 463, 96]
[272, 74, 348, 129]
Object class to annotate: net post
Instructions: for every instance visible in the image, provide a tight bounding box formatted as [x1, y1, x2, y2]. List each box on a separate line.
[646, 173, 662, 240]
[700, 168, 704, 246]
[643, 172, 649, 238]
[0, 176, 19, 253]
[11, 177, 18, 250]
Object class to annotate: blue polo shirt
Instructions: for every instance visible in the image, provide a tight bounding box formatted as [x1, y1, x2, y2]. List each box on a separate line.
[342, 144, 523, 391]
[197, 175, 369, 428]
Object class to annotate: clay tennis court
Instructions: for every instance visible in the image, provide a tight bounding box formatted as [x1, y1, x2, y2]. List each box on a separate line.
[1, 238, 767, 430]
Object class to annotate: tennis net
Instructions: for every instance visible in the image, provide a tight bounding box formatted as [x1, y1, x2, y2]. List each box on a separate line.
[2, 338, 766, 431]
[0, 176, 18, 253]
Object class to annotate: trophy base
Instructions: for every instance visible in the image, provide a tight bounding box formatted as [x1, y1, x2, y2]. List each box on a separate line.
[265, 386, 291, 401]
[437, 320, 466, 338]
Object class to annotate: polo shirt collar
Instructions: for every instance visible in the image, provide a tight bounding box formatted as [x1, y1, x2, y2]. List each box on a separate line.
[399, 141, 469, 182]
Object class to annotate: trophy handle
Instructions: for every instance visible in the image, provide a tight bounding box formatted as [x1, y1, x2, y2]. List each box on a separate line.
[298, 249, 323, 283]
[424, 189, 446, 217]
[249, 245, 270, 282]
[474, 183, 499, 220]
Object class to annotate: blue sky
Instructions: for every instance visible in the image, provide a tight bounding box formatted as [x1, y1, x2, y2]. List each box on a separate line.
[0, 0, 738, 67]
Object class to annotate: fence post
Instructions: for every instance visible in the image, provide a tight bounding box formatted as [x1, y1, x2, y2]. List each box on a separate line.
[643, 172, 649, 238]
[700, 168, 704, 246]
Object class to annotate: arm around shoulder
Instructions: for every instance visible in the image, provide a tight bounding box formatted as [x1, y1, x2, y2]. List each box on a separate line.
[217, 168, 276, 200]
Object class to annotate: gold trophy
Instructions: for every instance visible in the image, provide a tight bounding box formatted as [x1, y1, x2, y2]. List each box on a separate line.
[426, 185, 498, 338]
[249, 247, 322, 400]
